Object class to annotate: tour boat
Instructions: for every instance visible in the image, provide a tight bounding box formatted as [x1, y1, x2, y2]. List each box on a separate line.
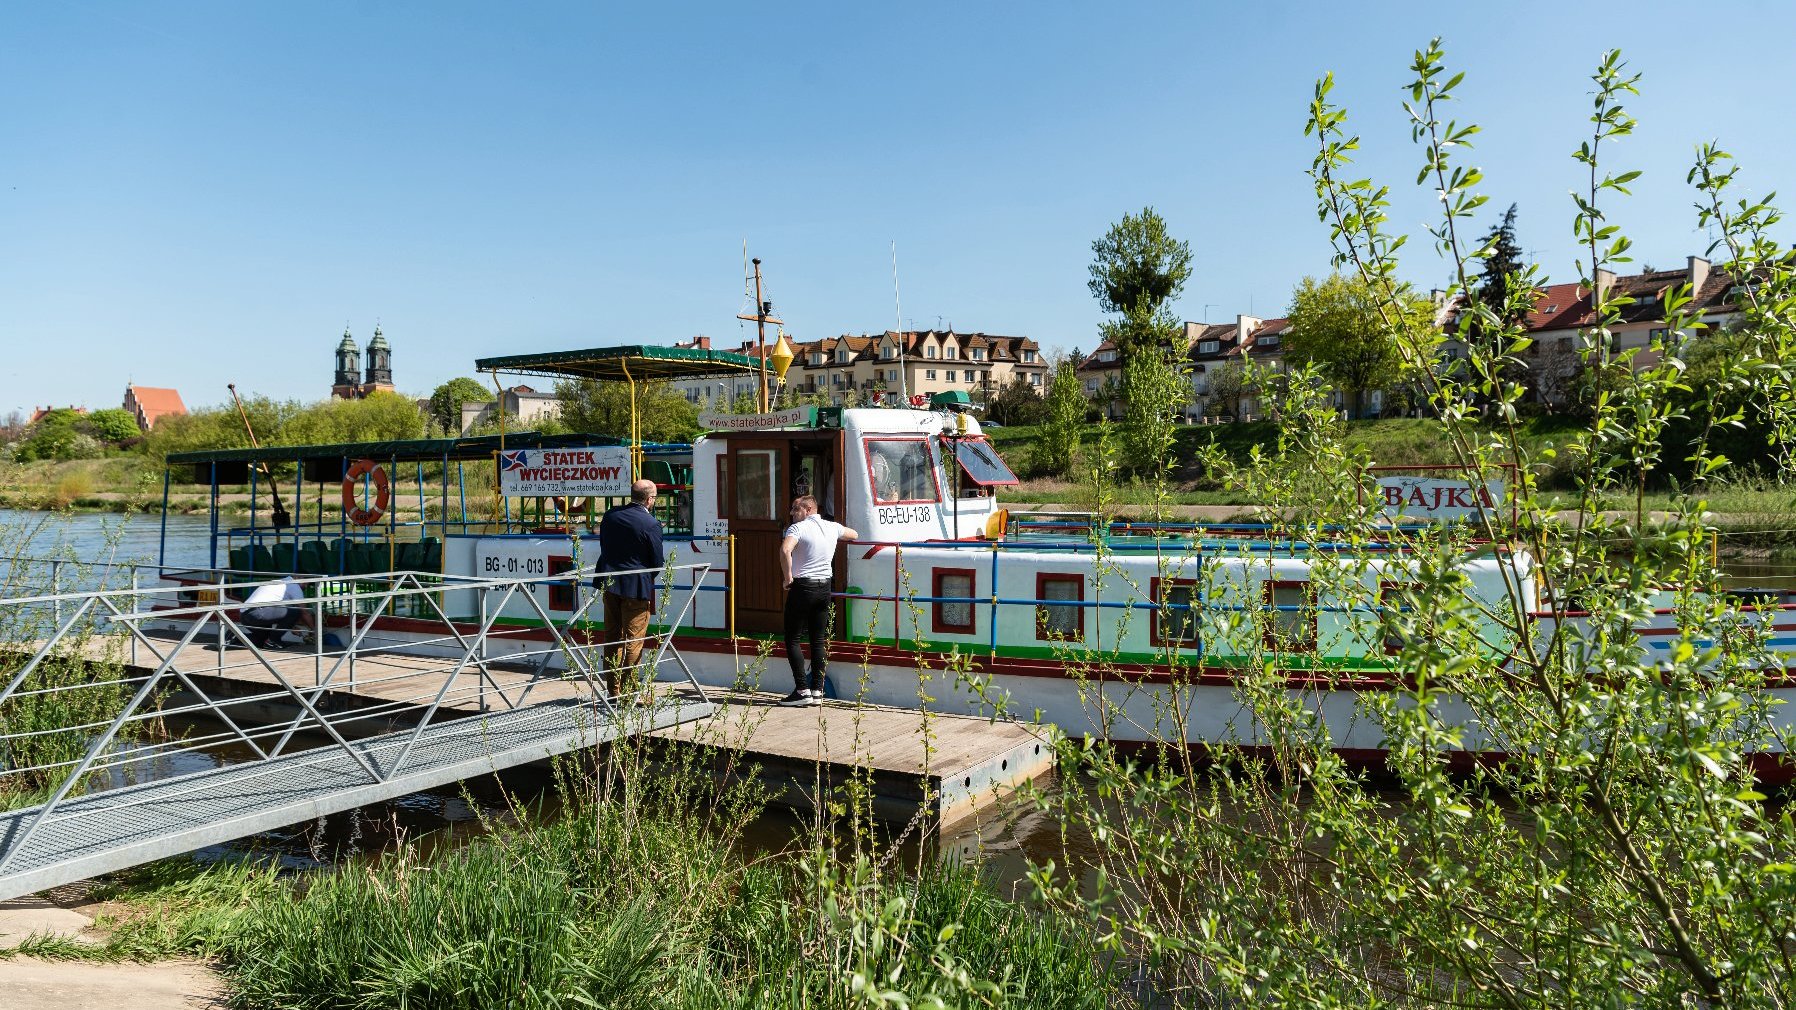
[147, 345, 1796, 772]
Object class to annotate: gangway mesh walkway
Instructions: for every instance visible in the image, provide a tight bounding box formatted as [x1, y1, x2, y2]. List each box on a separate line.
[0, 698, 712, 902]
[0, 562, 719, 905]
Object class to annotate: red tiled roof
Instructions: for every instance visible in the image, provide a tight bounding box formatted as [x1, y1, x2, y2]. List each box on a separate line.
[123, 386, 186, 428]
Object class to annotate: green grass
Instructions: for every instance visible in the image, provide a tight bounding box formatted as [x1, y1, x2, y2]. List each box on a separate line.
[7, 770, 1114, 1009]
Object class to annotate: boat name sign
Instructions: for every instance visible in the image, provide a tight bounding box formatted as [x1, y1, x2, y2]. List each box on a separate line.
[1377, 476, 1506, 522]
[498, 446, 632, 497]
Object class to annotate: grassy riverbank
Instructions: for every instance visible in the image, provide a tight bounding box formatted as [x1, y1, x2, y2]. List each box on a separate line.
[8, 757, 1112, 1009]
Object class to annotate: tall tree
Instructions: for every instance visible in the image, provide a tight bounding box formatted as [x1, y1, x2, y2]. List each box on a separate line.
[1089, 207, 1193, 355]
[1284, 273, 1433, 419]
[428, 377, 494, 434]
[1476, 203, 1528, 324]
[555, 378, 699, 443]
[1036, 361, 1085, 477]
[1202, 360, 1248, 419]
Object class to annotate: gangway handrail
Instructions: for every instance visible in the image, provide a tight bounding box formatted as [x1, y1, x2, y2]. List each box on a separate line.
[0, 562, 715, 885]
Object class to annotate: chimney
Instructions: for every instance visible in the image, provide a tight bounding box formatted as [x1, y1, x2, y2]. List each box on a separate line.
[1594, 267, 1617, 302]
[1687, 256, 1710, 295]
[1236, 314, 1261, 346]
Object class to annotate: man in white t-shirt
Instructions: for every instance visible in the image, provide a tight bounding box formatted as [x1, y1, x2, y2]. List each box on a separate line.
[778, 495, 859, 707]
[238, 575, 316, 650]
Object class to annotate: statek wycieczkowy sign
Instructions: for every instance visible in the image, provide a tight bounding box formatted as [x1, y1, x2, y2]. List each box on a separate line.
[497, 446, 632, 497]
[1376, 476, 1506, 522]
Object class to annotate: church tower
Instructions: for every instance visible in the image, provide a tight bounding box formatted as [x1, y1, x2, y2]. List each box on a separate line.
[364, 325, 394, 393]
[331, 329, 362, 399]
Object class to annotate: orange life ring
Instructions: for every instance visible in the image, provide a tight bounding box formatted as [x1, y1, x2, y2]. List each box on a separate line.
[341, 459, 390, 526]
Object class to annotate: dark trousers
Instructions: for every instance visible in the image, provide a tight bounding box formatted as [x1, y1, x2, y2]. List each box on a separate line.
[241, 609, 301, 648]
[783, 579, 832, 691]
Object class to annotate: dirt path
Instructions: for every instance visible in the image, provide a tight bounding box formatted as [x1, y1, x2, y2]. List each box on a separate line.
[0, 896, 224, 1009]
[0, 957, 223, 1009]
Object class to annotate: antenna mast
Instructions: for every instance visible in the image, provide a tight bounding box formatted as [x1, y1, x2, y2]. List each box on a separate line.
[735, 254, 784, 412]
[892, 242, 908, 404]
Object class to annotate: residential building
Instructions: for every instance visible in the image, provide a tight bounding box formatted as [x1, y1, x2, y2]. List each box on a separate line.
[1075, 340, 1124, 417]
[667, 330, 1049, 410]
[459, 384, 560, 434]
[666, 336, 767, 407]
[121, 384, 187, 430]
[787, 330, 1047, 407]
[28, 406, 86, 425]
[1440, 255, 1739, 406]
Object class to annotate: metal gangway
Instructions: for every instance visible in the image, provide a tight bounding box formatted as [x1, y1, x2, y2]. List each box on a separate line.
[0, 561, 715, 903]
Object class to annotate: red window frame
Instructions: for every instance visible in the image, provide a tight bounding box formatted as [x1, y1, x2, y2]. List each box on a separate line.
[1148, 577, 1201, 648]
[1035, 573, 1084, 642]
[548, 554, 576, 611]
[931, 567, 977, 634]
[1263, 580, 1317, 652]
[864, 436, 941, 505]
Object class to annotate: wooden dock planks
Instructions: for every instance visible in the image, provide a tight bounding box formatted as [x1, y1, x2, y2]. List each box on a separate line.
[74, 633, 1055, 829]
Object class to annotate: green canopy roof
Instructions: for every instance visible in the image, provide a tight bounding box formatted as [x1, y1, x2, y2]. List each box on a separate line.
[474, 344, 759, 381]
[166, 431, 630, 466]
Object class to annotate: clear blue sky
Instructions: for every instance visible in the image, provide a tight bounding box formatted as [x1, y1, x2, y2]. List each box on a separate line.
[3, 1, 1792, 418]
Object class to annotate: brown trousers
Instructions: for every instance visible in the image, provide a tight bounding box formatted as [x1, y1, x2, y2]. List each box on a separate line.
[602, 591, 653, 694]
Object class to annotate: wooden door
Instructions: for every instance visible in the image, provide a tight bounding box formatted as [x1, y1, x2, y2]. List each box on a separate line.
[724, 433, 847, 635]
[726, 439, 788, 634]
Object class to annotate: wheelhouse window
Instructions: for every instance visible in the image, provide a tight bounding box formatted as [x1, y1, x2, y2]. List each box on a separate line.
[952, 437, 1019, 488]
[933, 568, 976, 634]
[865, 437, 939, 504]
[733, 449, 776, 520]
[1150, 578, 1201, 647]
[1037, 574, 1083, 641]
[1264, 580, 1317, 651]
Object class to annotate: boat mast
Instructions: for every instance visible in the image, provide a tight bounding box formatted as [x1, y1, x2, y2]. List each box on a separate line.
[736, 257, 784, 412]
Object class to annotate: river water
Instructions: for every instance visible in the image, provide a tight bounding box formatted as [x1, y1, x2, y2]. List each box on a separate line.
[1, 508, 1787, 883]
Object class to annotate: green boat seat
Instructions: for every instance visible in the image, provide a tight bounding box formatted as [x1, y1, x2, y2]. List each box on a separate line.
[228, 545, 253, 574]
[250, 545, 275, 572]
[270, 543, 298, 573]
[297, 540, 329, 576]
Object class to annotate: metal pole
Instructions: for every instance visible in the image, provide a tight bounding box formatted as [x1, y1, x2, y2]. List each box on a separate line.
[50, 560, 61, 628]
[216, 570, 227, 674]
[158, 467, 171, 573]
[989, 542, 999, 659]
[753, 258, 768, 412]
[893, 545, 902, 650]
[130, 567, 139, 667]
[348, 581, 358, 693]
[726, 534, 736, 640]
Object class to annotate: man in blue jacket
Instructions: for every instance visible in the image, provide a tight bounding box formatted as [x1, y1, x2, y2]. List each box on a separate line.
[594, 479, 663, 697]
